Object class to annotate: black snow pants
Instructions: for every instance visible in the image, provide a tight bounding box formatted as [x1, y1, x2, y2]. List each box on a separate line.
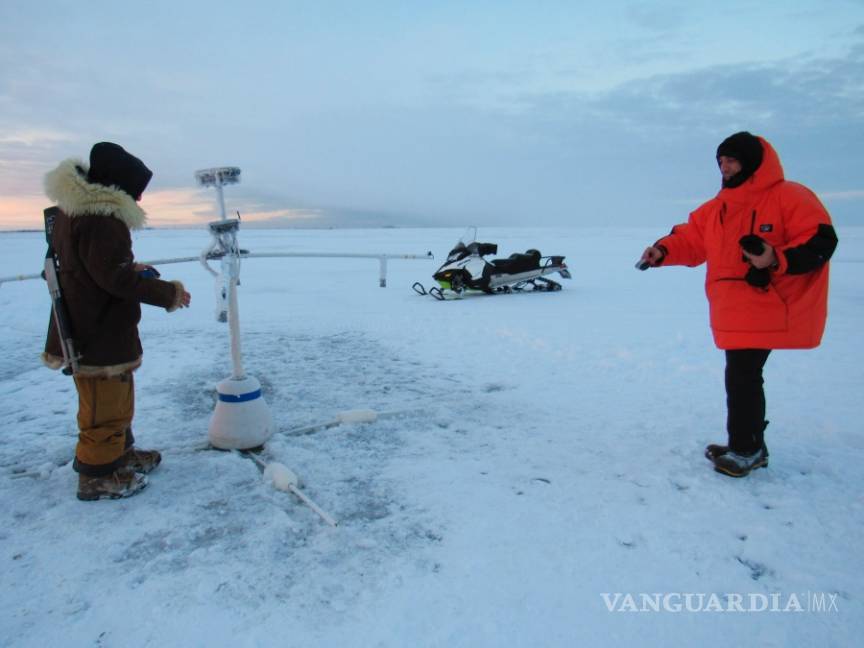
[725, 349, 771, 454]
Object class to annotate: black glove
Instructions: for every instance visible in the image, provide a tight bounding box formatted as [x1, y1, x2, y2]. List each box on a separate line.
[745, 265, 771, 288]
[739, 234, 765, 257]
[739, 235, 771, 287]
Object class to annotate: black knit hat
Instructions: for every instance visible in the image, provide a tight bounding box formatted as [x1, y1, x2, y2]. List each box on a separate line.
[716, 131, 763, 188]
[87, 142, 153, 200]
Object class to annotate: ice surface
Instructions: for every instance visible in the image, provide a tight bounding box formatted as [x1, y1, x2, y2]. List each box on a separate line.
[337, 409, 380, 424]
[0, 226, 861, 647]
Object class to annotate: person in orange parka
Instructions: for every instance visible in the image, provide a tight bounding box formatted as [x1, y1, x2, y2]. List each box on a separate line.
[638, 131, 838, 478]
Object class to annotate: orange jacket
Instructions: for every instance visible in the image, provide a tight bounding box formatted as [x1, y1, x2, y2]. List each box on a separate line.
[657, 137, 837, 350]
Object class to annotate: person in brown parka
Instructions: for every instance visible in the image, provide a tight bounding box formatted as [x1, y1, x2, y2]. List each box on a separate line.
[42, 142, 191, 500]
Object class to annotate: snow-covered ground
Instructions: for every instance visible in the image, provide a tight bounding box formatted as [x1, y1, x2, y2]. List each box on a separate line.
[1, 226, 861, 647]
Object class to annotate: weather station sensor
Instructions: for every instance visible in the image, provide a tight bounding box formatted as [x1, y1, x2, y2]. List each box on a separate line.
[195, 166, 242, 322]
[196, 166, 273, 450]
[200, 217, 273, 450]
[195, 166, 241, 220]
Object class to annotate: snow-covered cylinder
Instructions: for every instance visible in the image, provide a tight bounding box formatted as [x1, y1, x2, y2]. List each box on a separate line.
[208, 375, 273, 449]
[263, 462, 301, 491]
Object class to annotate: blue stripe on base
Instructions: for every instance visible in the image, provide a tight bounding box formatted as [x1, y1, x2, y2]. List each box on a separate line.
[218, 389, 262, 403]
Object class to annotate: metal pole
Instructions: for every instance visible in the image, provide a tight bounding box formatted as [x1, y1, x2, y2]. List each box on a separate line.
[227, 271, 245, 379]
[215, 181, 227, 221]
[378, 256, 388, 288]
[4, 251, 434, 287]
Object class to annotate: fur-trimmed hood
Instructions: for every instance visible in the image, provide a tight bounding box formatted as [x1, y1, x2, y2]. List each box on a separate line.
[44, 158, 147, 230]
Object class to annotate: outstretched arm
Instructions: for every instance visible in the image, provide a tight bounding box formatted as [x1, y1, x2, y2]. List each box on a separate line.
[639, 205, 709, 270]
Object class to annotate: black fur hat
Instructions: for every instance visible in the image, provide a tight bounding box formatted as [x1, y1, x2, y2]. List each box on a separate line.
[716, 131, 763, 188]
[87, 142, 153, 201]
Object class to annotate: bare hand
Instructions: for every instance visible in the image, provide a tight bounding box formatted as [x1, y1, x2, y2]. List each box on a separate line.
[180, 291, 191, 308]
[639, 246, 665, 268]
[742, 242, 777, 269]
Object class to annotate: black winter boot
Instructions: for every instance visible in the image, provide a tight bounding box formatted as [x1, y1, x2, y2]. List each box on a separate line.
[712, 446, 769, 478]
[705, 442, 769, 462]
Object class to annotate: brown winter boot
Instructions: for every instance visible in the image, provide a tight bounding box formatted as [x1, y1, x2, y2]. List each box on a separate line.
[119, 447, 162, 474]
[77, 467, 148, 501]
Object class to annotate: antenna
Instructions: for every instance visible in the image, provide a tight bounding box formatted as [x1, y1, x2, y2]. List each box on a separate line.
[195, 166, 241, 221]
[195, 166, 241, 322]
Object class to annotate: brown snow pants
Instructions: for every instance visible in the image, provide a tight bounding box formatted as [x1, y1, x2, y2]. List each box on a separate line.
[73, 373, 135, 476]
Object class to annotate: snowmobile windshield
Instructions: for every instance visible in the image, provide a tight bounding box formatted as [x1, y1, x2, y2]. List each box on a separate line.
[444, 240, 498, 262]
[445, 242, 471, 263]
[446, 228, 497, 261]
[442, 227, 479, 263]
[458, 226, 478, 246]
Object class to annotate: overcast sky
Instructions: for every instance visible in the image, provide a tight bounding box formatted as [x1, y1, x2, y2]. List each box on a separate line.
[0, 0, 861, 230]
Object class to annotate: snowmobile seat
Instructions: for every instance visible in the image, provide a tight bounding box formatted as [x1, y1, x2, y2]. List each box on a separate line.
[490, 249, 541, 274]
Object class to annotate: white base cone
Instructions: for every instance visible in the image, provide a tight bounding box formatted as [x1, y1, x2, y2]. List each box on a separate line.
[208, 375, 274, 450]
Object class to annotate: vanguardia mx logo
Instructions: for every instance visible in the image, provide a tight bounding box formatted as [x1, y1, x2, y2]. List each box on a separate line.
[601, 591, 840, 613]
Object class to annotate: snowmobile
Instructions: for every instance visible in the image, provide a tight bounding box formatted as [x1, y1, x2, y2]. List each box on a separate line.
[413, 229, 571, 300]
